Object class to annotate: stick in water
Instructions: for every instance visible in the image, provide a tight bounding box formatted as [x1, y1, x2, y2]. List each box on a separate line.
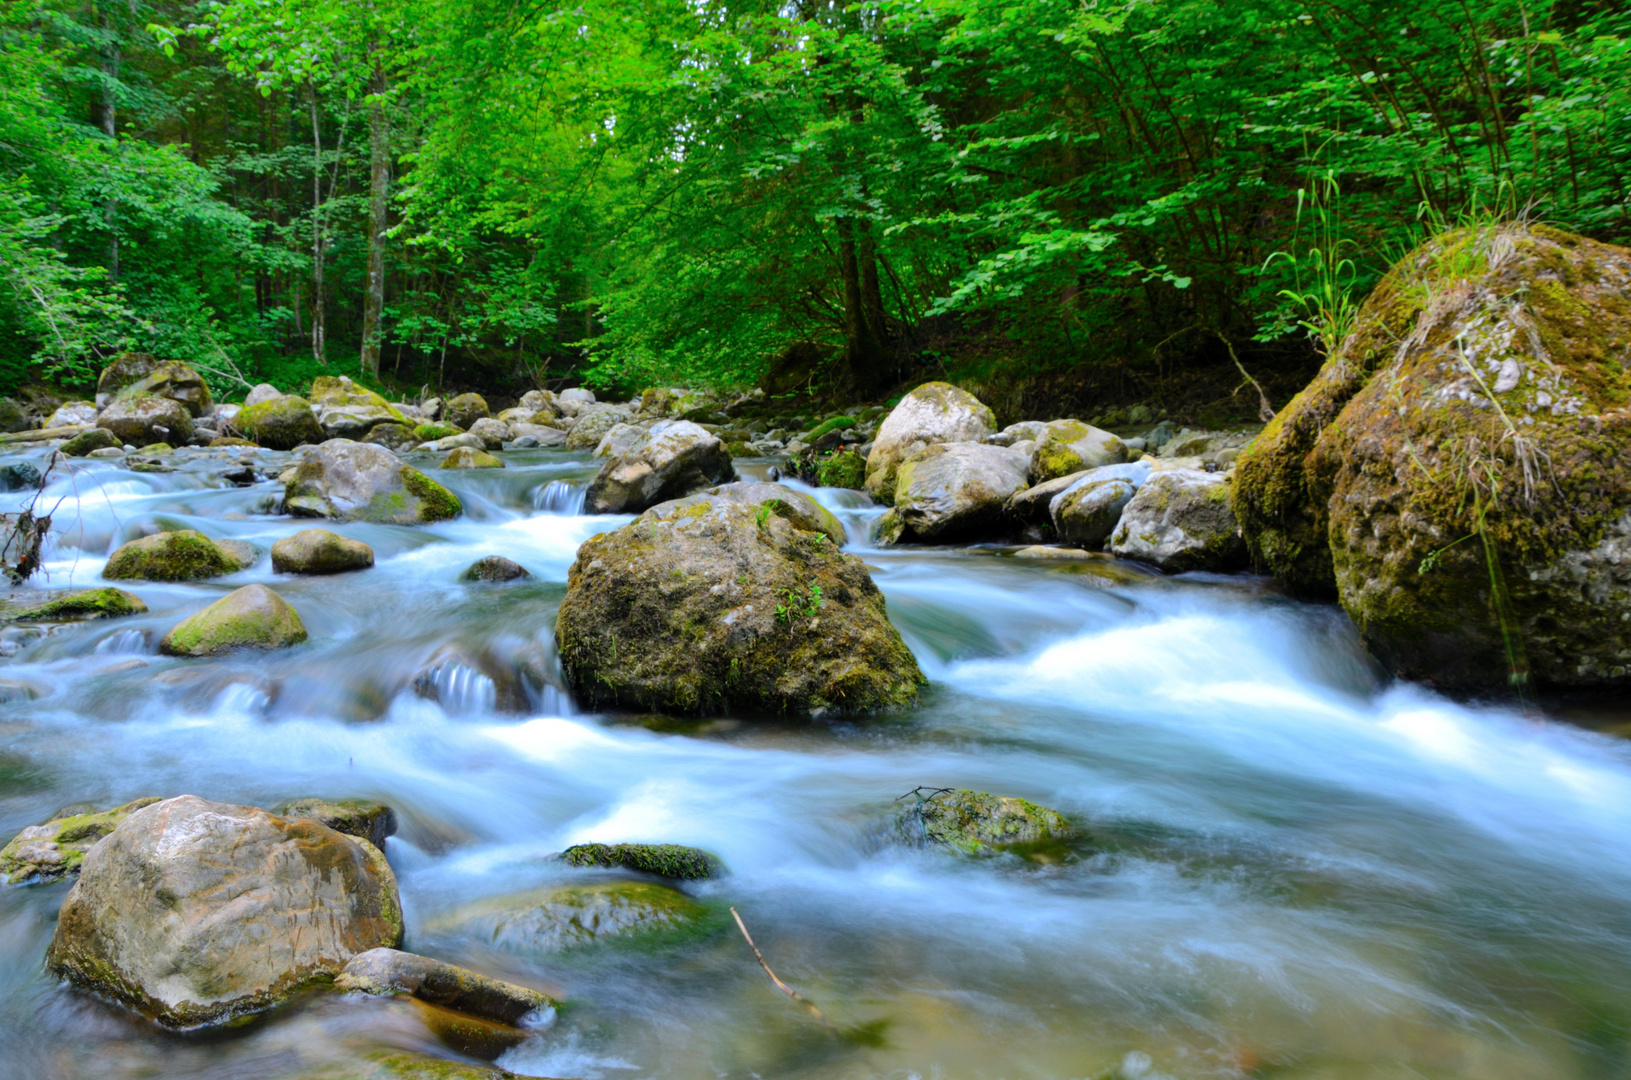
[730, 906, 837, 1031]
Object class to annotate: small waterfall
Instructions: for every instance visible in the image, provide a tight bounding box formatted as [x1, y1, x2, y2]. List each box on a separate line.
[532, 480, 585, 515]
[414, 660, 498, 716]
[94, 629, 149, 655]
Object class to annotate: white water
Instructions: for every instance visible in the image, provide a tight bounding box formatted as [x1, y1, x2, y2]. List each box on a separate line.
[2, 444, 1629, 1080]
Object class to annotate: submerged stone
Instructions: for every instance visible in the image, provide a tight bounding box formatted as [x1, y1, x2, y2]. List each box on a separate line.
[335, 947, 556, 1026]
[893, 788, 1070, 855]
[440, 880, 717, 953]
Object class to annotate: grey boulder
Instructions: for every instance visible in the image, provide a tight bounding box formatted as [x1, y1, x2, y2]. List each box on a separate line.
[1110, 468, 1247, 571]
[583, 419, 734, 515]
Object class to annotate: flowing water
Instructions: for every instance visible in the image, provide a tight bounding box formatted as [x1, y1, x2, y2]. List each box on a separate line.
[2, 443, 1630, 1080]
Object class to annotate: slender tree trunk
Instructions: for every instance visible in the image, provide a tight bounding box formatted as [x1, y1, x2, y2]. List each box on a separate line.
[360, 64, 389, 377]
[836, 217, 888, 394]
[309, 88, 327, 364]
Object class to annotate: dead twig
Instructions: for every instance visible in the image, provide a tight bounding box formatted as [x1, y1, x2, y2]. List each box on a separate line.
[730, 907, 837, 1032]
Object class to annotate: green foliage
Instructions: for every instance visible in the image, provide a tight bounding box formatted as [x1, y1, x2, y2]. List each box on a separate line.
[776, 582, 824, 623]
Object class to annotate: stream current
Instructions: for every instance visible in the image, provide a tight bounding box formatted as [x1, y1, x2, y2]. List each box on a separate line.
[2, 443, 1630, 1080]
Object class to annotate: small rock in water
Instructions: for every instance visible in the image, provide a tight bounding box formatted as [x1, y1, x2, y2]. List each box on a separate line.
[159, 584, 308, 656]
[560, 842, 725, 880]
[272, 528, 375, 575]
[0, 587, 146, 622]
[0, 462, 41, 491]
[335, 947, 556, 1026]
[59, 428, 121, 456]
[0, 797, 162, 884]
[460, 556, 530, 583]
[438, 880, 717, 954]
[893, 787, 1070, 855]
[442, 446, 505, 470]
[46, 795, 402, 1027]
[103, 530, 256, 582]
[276, 797, 398, 849]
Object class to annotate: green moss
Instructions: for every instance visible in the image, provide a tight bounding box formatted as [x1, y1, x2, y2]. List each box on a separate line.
[103, 530, 252, 582]
[895, 788, 1071, 855]
[413, 422, 461, 441]
[6, 587, 146, 621]
[807, 415, 857, 440]
[400, 467, 463, 521]
[815, 447, 866, 489]
[561, 842, 725, 880]
[159, 585, 307, 656]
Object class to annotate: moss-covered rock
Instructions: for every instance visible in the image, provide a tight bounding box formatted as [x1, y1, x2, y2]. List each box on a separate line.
[441, 446, 504, 469]
[103, 530, 256, 582]
[0, 797, 162, 884]
[362, 422, 419, 452]
[561, 842, 725, 880]
[285, 440, 462, 524]
[459, 556, 530, 582]
[439, 880, 720, 953]
[1028, 419, 1127, 484]
[238, 395, 326, 450]
[335, 947, 556, 1025]
[583, 419, 734, 514]
[563, 407, 625, 451]
[1302, 225, 1631, 691]
[94, 352, 162, 405]
[309, 375, 404, 439]
[556, 500, 923, 716]
[644, 481, 843, 540]
[97, 393, 193, 447]
[276, 798, 397, 849]
[271, 529, 375, 575]
[159, 584, 308, 656]
[124, 360, 212, 417]
[0, 586, 146, 621]
[466, 418, 512, 449]
[1110, 468, 1246, 572]
[444, 393, 490, 430]
[0, 397, 31, 432]
[412, 422, 462, 442]
[893, 788, 1070, 855]
[275, 1052, 522, 1080]
[884, 442, 1029, 543]
[815, 446, 866, 490]
[865, 382, 997, 501]
[59, 427, 121, 456]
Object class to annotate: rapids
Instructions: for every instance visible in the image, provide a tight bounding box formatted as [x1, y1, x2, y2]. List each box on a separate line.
[2, 443, 1630, 1080]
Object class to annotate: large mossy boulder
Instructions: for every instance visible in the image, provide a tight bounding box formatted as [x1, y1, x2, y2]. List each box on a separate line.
[878, 442, 1028, 543]
[94, 352, 161, 406]
[46, 795, 402, 1028]
[1235, 224, 1631, 691]
[0, 797, 162, 884]
[1110, 468, 1246, 571]
[1028, 419, 1127, 484]
[271, 528, 375, 575]
[438, 881, 717, 954]
[865, 382, 997, 501]
[285, 439, 462, 524]
[582, 419, 734, 514]
[443, 393, 490, 430]
[103, 529, 256, 582]
[238, 395, 326, 450]
[124, 361, 212, 417]
[893, 788, 1070, 855]
[0, 586, 146, 622]
[59, 427, 121, 456]
[556, 501, 923, 715]
[97, 394, 193, 447]
[309, 376, 404, 439]
[159, 583, 308, 656]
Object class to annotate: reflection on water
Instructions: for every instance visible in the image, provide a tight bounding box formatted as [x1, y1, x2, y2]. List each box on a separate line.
[1, 445, 1630, 1080]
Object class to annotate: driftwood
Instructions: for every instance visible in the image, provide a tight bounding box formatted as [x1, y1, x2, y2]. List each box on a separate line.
[0, 424, 93, 445]
[730, 906, 837, 1031]
[1, 457, 59, 584]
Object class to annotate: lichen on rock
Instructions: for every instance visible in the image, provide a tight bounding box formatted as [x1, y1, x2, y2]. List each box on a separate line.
[892, 788, 1070, 855]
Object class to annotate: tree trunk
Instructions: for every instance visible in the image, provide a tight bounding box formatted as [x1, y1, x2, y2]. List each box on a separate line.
[309, 89, 327, 365]
[836, 217, 888, 394]
[360, 65, 389, 377]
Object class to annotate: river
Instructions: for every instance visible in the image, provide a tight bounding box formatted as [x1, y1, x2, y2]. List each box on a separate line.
[2, 443, 1629, 1080]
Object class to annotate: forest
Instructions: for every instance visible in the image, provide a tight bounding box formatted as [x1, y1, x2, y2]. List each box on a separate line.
[2, 0, 1629, 416]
